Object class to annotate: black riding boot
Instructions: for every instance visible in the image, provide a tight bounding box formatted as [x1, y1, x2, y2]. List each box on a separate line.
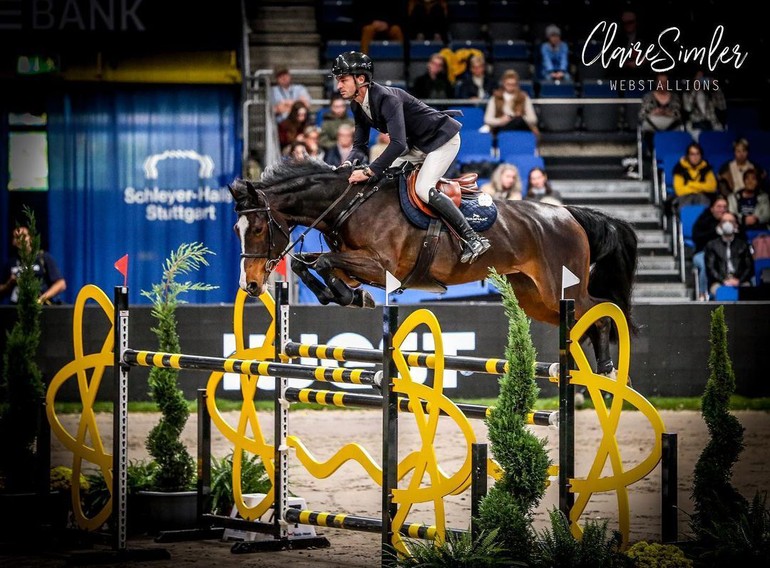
[427, 188, 491, 264]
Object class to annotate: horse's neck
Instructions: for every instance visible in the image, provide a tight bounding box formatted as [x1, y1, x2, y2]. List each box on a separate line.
[274, 180, 350, 230]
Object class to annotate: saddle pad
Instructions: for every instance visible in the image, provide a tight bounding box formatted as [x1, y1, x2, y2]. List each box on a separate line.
[398, 176, 497, 231]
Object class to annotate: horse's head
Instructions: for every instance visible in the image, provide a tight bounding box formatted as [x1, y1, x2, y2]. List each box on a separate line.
[229, 179, 291, 297]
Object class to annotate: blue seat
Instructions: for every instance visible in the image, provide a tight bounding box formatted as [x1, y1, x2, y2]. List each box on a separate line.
[714, 286, 739, 301]
[755, 258, 770, 286]
[454, 106, 485, 130]
[367, 41, 404, 59]
[447, 0, 480, 21]
[324, 39, 360, 61]
[496, 131, 537, 156]
[652, 131, 693, 197]
[409, 40, 444, 60]
[661, 153, 683, 196]
[449, 39, 487, 54]
[457, 130, 493, 157]
[491, 40, 531, 61]
[698, 130, 735, 158]
[679, 204, 707, 249]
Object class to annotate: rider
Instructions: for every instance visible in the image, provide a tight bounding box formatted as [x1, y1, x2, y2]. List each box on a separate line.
[332, 51, 491, 264]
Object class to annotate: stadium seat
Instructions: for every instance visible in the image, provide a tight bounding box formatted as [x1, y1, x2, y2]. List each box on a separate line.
[698, 130, 735, 158]
[755, 258, 770, 286]
[679, 204, 708, 250]
[454, 106, 485, 130]
[537, 81, 578, 132]
[714, 286, 739, 301]
[652, 131, 693, 198]
[580, 79, 620, 132]
[457, 130, 493, 158]
[496, 131, 538, 156]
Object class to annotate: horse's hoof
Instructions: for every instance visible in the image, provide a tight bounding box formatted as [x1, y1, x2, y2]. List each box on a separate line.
[349, 289, 376, 309]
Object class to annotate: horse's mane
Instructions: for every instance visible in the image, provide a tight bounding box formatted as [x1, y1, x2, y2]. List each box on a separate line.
[252, 159, 343, 191]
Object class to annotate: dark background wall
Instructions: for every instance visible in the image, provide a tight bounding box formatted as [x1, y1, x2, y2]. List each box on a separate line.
[1, 300, 766, 403]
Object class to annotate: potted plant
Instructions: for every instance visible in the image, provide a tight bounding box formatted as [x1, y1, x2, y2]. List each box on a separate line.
[0, 209, 49, 534]
[131, 242, 216, 533]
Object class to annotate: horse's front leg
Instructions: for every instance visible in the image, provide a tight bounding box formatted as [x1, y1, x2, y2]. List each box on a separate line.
[314, 251, 387, 308]
[291, 254, 335, 305]
[584, 317, 619, 378]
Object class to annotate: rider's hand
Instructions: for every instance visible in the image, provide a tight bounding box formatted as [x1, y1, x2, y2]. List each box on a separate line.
[348, 169, 370, 184]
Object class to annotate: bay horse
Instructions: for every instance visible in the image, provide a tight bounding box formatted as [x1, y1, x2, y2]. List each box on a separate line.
[229, 160, 638, 376]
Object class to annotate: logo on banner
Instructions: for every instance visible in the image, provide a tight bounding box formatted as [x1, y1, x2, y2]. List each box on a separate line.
[123, 149, 232, 223]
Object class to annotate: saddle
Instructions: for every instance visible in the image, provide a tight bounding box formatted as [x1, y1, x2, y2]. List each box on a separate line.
[406, 168, 480, 217]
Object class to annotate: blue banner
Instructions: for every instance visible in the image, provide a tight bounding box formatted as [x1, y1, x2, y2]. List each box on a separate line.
[48, 85, 242, 304]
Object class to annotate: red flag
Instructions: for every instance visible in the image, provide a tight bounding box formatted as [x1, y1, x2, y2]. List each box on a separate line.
[114, 254, 128, 286]
[275, 257, 287, 278]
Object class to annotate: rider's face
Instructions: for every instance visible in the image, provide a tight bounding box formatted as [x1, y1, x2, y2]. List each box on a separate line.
[336, 75, 363, 100]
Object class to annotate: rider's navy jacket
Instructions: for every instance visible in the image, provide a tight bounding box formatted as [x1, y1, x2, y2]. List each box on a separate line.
[347, 82, 462, 177]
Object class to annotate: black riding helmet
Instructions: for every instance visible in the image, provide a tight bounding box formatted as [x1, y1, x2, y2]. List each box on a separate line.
[331, 51, 373, 81]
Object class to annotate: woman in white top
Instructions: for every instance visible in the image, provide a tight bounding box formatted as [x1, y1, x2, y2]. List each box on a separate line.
[483, 69, 540, 139]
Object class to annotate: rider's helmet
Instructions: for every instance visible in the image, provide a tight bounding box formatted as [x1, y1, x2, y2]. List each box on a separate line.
[331, 51, 374, 82]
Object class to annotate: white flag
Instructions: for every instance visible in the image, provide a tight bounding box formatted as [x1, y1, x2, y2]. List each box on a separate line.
[385, 271, 402, 306]
[561, 266, 580, 299]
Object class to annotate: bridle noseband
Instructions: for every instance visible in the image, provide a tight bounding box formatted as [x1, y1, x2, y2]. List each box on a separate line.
[236, 188, 291, 272]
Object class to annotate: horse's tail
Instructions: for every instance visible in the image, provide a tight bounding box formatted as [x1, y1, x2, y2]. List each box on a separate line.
[565, 205, 639, 335]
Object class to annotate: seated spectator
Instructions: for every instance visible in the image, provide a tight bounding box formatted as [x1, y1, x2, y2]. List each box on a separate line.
[481, 163, 523, 201]
[682, 69, 726, 136]
[691, 195, 728, 300]
[483, 69, 540, 139]
[410, 53, 453, 100]
[728, 169, 769, 231]
[284, 140, 310, 161]
[539, 24, 571, 82]
[704, 211, 754, 297]
[672, 142, 717, 207]
[356, 4, 406, 54]
[319, 94, 355, 151]
[454, 53, 495, 100]
[302, 126, 325, 160]
[717, 138, 767, 195]
[525, 167, 562, 205]
[271, 66, 311, 123]
[407, 0, 448, 44]
[638, 72, 683, 157]
[370, 132, 391, 162]
[278, 101, 310, 151]
[324, 123, 355, 167]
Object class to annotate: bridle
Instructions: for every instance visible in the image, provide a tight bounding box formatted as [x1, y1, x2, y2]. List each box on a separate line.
[234, 174, 372, 272]
[236, 188, 292, 272]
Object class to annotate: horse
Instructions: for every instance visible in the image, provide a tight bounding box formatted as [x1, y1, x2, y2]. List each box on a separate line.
[228, 159, 638, 376]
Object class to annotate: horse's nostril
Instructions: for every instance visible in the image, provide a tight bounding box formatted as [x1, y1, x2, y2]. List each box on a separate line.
[246, 281, 259, 294]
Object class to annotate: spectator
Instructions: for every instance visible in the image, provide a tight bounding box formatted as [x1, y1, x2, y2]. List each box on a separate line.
[539, 24, 571, 82]
[717, 138, 767, 195]
[610, 9, 648, 89]
[285, 140, 310, 161]
[481, 163, 523, 201]
[0, 225, 66, 305]
[271, 66, 311, 123]
[324, 123, 355, 167]
[525, 167, 562, 205]
[454, 53, 495, 100]
[672, 142, 717, 207]
[682, 69, 727, 136]
[483, 69, 540, 139]
[319, 94, 355, 151]
[691, 195, 728, 300]
[410, 53, 453, 100]
[728, 169, 770, 231]
[407, 0, 448, 44]
[278, 101, 310, 151]
[302, 126, 325, 160]
[355, 4, 406, 55]
[370, 132, 391, 162]
[704, 211, 754, 297]
[638, 72, 684, 157]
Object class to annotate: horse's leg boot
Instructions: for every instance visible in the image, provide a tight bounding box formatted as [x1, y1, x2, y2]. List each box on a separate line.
[427, 188, 491, 264]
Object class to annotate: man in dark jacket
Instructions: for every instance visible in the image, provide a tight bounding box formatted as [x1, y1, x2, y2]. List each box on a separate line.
[704, 211, 754, 297]
[332, 50, 490, 264]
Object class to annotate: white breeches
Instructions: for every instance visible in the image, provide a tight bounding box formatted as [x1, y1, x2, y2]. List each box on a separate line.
[390, 133, 460, 202]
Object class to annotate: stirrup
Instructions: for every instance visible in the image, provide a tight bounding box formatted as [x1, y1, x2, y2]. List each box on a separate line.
[460, 236, 491, 264]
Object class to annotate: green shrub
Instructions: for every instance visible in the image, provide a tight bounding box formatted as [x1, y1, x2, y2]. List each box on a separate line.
[0, 208, 45, 492]
[533, 508, 635, 568]
[140, 242, 216, 491]
[625, 541, 693, 567]
[210, 450, 270, 515]
[477, 269, 551, 562]
[389, 528, 514, 567]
